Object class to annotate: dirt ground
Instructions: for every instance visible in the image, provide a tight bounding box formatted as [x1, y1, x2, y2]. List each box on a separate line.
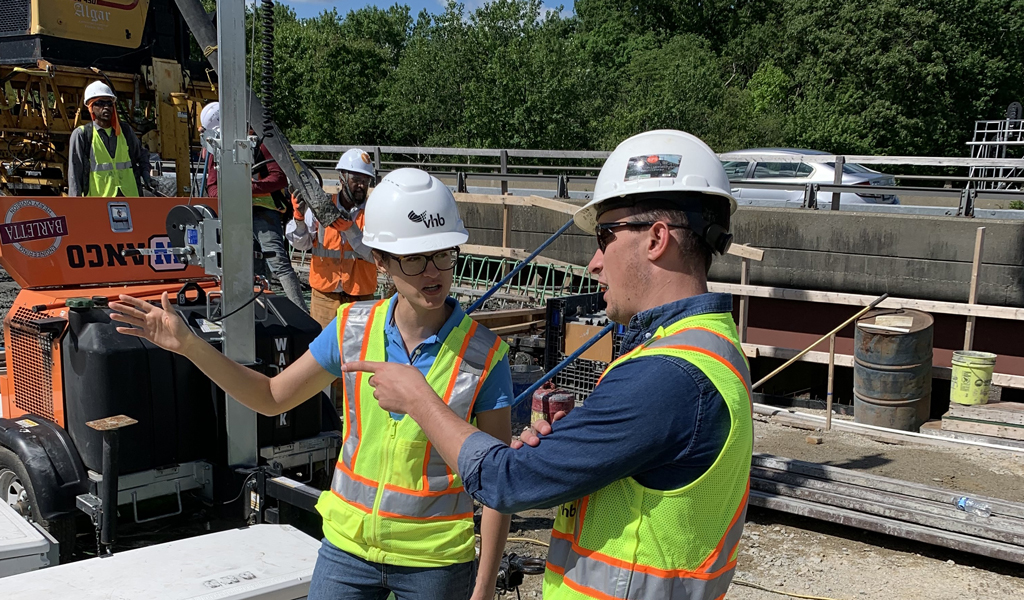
[502, 418, 1024, 599]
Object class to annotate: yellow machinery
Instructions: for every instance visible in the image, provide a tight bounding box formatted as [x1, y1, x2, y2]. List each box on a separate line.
[0, 0, 216, 196]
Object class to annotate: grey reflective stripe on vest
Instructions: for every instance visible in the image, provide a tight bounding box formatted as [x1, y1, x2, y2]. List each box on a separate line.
[89, 157, 133, 172]
[644, 328, 752, 397]
[340, 301, 378, 468]
[549, 537, 736, 600]
[311, 245, 359, 260]
[332, 467, 377, 510]
[379, 487, 475, 518]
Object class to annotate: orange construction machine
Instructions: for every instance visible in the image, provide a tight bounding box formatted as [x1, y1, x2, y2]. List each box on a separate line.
[0, 195, 337, 562]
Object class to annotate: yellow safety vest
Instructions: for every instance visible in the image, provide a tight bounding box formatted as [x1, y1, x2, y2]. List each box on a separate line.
[83, 125, 139, 197]
[544, 311, 753, 600]
[315, 298, 509, 567]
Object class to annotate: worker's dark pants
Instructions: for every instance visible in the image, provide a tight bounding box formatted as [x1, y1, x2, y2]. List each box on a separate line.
[253, 207, 308, 312]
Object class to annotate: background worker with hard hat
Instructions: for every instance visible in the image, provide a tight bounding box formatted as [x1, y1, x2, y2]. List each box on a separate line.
[108, 167, 515, 600]
[286, 148, 378, 328]
[345, 130, 754, 600]
[68, 80, 152, 197]
[200, 102, 308, 312]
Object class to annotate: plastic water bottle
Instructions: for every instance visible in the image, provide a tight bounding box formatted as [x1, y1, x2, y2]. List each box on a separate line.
[955, 496, 992, 518]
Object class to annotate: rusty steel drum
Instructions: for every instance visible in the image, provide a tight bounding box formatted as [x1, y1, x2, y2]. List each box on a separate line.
[853, 309, 934, 432]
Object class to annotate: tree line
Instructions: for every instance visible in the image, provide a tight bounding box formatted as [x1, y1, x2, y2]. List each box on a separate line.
[239, 0, 1023, 156]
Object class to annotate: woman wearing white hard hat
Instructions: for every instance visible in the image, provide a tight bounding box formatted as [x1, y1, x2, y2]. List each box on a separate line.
[109, 167, 513, 600]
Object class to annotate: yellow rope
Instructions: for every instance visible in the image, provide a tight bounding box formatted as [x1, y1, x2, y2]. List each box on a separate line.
[506, 537, 550, 547]
[203, 45, 218, 57]
[733, 578, 847, 600]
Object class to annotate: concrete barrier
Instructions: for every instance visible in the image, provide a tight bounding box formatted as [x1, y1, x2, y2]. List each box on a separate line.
[458, 202, 1024, 308]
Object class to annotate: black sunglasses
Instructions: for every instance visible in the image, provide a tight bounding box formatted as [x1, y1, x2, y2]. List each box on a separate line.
[381, 248, 460, 276]
[91, 100, 114, 109]
[595, 221, 687, 252]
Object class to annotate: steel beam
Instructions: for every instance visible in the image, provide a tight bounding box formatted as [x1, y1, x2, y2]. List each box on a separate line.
[217, 0, 257, 467]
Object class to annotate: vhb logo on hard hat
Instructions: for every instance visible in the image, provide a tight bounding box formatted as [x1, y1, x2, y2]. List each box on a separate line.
[407, 210, 446, 229]
[362, 168, 468, 255]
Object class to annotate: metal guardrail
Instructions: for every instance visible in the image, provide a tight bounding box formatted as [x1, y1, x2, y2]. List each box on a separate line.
[290, 145, 1024, 217]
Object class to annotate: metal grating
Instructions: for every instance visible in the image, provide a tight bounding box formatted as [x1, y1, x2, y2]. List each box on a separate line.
[0, 2, 31, 35]
[10, 307, 56, 421]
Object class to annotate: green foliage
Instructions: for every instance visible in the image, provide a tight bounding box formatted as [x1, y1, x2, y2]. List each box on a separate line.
[223, 0, 1023, 154]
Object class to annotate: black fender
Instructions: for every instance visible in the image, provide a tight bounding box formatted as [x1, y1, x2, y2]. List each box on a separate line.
[0, 415, 89, 521]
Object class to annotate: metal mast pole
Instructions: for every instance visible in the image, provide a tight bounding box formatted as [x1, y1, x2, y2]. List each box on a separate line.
[217, 0, 258, 467]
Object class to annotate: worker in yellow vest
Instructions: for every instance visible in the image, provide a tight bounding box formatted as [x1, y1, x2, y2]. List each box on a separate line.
[68, 81, 152, 197]
[287, 149, 378, 328]
[344, 130, 754, 600]
[109, 167, 515, 600]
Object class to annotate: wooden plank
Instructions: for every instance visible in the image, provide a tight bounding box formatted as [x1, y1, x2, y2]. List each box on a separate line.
[946, 401, 1024, 426]
[738, 257, 750, 343]
[525, 195, 579, 216]
[726, 244, 764, 261]
[472, 307, 547, 321]
[709, 282, 1024, 321]
[921, 421, 1024, 450]
[460, 244, 578, 268]
[964, 227, 986, 350]
[748, 491, 1024, 565]
[753, 404, 1024, 454]
[490, 320, 545, 336]
[941, 417, 1024, 441]
[743, 342, 1024, 389]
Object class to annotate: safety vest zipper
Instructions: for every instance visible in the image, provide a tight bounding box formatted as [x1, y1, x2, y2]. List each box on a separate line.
[367, 418, 398, 562]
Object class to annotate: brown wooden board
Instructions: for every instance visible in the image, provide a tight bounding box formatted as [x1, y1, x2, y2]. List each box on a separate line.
[946, 401, 1024, 426]
[941, 417, 1024, 441]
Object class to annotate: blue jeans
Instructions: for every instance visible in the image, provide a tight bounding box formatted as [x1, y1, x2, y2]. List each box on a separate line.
[253, 207, 307, 311]
[307, 539, 476, 600]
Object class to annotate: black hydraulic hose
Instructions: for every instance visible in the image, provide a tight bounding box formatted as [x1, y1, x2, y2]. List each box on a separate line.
[260, 0, 275, 138]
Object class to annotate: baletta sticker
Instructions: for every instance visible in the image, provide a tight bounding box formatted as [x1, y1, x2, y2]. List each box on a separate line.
[1, 200, 68, 258]
[624, 154, 682, 182]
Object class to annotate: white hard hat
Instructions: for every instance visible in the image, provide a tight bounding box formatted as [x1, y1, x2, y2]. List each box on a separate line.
[574, 129, 737, 235]
[335, 148, 375, 177]
[200, 102, 220, 132]
[362, 168, 469, 255]
[83, 81, 116, 105]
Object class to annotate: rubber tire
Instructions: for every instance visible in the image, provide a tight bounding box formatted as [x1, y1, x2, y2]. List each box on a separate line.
[0, 446, 77, 564]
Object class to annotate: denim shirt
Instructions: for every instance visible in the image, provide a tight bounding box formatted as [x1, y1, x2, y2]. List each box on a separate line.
[457, 293, 736, 513]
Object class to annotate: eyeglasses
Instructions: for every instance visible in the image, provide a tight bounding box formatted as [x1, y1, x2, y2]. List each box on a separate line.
[341, 172, 373, 187]
[382, 248, 459, 276]
[595, 221, 687, 252]
[91, 100, 114, 109]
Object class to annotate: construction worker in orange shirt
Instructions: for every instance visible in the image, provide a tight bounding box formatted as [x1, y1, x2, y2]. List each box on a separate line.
[287, 149, 378, 328]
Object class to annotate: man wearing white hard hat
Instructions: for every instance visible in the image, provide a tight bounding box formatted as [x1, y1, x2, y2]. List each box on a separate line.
[108, 167, 514, 600]
[286, 148, 377, 328]
[199, 102, 307, 311]
[349, 131, 753, 600]
[68, 81, 152, 196]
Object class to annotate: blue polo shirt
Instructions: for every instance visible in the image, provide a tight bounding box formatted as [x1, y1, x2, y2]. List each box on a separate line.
[309, 295, 513, 420]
